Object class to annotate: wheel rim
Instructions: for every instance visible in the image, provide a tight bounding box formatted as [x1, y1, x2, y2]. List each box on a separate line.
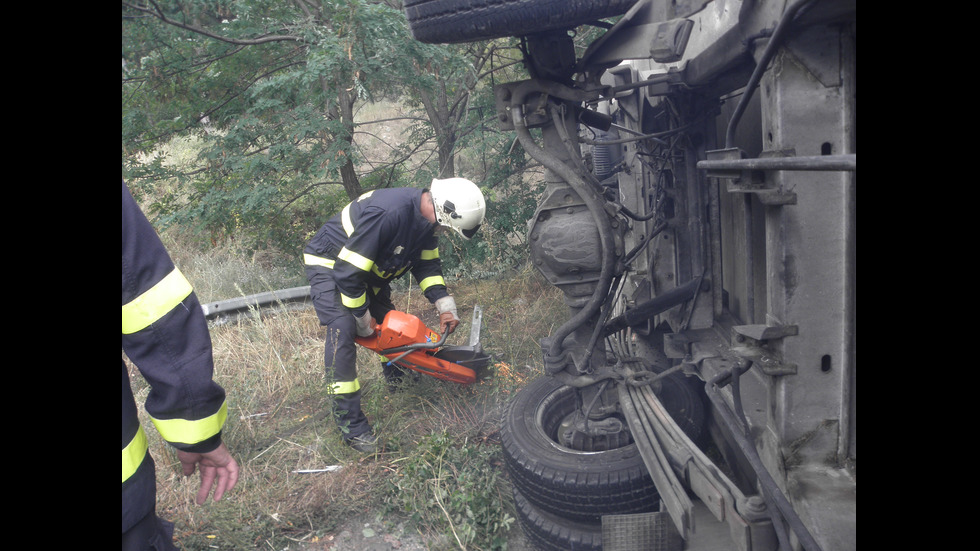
[536, 382, 636, 454]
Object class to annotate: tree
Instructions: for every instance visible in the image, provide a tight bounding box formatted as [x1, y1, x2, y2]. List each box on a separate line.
[123, 0, 456, 251]
[123, 0, 548, 278]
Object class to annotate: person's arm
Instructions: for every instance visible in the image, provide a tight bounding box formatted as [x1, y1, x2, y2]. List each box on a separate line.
[122, 182, 239, 504]
[410, 233, 459, 334]
[331, 206, 391, 335]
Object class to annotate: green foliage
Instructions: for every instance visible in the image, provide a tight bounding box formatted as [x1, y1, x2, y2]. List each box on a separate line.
[123, 0, 422, 248]
[123, 0, 540, 275]
[384, 430, 514, 551]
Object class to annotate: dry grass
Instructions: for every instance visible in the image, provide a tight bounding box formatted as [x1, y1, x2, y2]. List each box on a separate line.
[125, 103, 566, 547]
[126, 264, 566, 550]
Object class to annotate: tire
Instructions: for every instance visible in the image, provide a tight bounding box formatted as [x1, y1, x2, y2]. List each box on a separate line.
[501, 376, 660, 522]
[403, 0, 639, 44]
[512, 487, 603, 551]
[646, 368, 708, 447]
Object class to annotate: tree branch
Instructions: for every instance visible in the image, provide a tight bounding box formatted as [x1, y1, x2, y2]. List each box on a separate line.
[124, 0, 303, 45]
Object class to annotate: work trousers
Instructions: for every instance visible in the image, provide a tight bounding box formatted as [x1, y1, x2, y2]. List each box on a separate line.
[121, 510, 179, 551]
[307, 268, 396, 440]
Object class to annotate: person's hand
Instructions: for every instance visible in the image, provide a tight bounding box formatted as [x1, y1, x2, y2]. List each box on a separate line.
[435, 296, 460, 335]
[177, 442, 240, 505]
[439, 311, 460, 334]
[354, 310, 377, 337]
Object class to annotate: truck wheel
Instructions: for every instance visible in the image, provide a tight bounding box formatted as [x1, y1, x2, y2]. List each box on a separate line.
[512, 487, 602, 551]
[500, 376, 659, 522]
[403, 0, 639, 44]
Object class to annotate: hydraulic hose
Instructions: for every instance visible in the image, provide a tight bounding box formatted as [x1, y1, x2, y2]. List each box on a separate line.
[510, 80, 617, 372]
[725, 0, 821, 148]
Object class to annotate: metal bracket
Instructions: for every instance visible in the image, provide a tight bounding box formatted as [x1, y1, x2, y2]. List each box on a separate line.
[703, 148, 798, 205]
[730, 324, 798, 376]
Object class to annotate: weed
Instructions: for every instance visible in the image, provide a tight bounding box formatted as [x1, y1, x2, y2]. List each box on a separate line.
[383, 430, 514, 551]
[124, 233, 566, 549]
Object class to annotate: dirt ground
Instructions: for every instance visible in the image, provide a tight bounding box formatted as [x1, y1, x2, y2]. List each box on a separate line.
[295, 510, 537, 551]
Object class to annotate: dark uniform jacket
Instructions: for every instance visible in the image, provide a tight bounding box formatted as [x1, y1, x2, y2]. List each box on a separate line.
[122, 182, 228, 532]
[303, 188, 449, 316]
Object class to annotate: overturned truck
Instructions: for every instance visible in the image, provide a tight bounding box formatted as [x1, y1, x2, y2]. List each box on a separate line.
[404, 1, 855, 550]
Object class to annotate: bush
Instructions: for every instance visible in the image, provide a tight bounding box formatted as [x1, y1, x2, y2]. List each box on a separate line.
[384, 430, 514, 551]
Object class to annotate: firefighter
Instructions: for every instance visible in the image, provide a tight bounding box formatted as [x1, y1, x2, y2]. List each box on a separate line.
[122, 182, 240, 550]
[304, 178, 486, 452]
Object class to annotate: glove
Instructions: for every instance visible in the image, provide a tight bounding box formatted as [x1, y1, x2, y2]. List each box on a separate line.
[435, 296, 460, 335]
[354, 310, 377, 337]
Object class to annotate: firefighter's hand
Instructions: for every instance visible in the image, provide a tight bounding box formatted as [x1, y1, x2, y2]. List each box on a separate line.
[439, 311, 460, 334]
[177, 442, 240, 505]
[435, 296, 460, 335]
[354, 310, 377, 337]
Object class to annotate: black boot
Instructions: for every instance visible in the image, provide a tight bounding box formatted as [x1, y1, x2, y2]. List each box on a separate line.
[382, 361, 404, 391]
[346, 432, 379, 453]
[332, 390, 374, 449]
[383, 362, 420, 391]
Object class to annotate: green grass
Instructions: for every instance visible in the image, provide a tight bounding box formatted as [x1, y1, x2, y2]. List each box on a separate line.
[125, 238, 566, 550]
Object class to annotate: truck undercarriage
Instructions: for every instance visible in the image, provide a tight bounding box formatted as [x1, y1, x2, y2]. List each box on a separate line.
[404, 1, 856, 549]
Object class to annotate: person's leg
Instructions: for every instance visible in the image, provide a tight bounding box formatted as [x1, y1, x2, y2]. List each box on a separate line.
[122, 510, 180, 551]
[308, 270, 374, 448]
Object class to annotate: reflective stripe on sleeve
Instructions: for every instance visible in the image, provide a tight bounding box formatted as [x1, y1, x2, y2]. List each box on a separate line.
[328, 379, 361, 395]
[418, 275, 446, 292]
[122, 425, 149, 483]
[304, 253, 335, 269]
[338, 247, 374, 272]
[122, 267, 194, 335]
[149, 401, 228, 446]
[420, 248, 439, 260]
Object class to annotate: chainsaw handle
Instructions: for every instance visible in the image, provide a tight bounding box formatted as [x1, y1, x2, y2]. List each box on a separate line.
[375, 328, 450, 356]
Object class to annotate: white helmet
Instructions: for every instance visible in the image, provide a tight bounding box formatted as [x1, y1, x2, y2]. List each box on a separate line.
[429, 178, 486, 240]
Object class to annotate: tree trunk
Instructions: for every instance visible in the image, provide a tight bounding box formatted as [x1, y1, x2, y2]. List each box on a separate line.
[416, 43, 494, 180]
[419, 82, 456, 179]
[323, 76, 362, 200]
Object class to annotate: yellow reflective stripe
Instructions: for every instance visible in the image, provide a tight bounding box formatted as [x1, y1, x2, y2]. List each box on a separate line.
[122, 425, 149, 483]
[122, 267, 194, 335]
[304, 253, 335, 269]
[419, 275, 446, 292]
[149, 401, 228, 445]
[338, 247, 374, 272]
[328, 379, 361, 395]
[341, 291, 367, 309]
[339, 190, 375, 237]
[420, 248, 439, 260]
[341, 203, 354, 236]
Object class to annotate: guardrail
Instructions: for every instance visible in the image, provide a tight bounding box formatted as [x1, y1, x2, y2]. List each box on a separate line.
[201, 285, 312, 324]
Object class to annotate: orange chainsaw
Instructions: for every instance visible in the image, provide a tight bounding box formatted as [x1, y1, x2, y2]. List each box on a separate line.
[354, 306, 490, 384]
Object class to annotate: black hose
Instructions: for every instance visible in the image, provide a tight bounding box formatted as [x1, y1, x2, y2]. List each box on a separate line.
[510, 81, 617, 371]
[725, 0, 821, 148]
